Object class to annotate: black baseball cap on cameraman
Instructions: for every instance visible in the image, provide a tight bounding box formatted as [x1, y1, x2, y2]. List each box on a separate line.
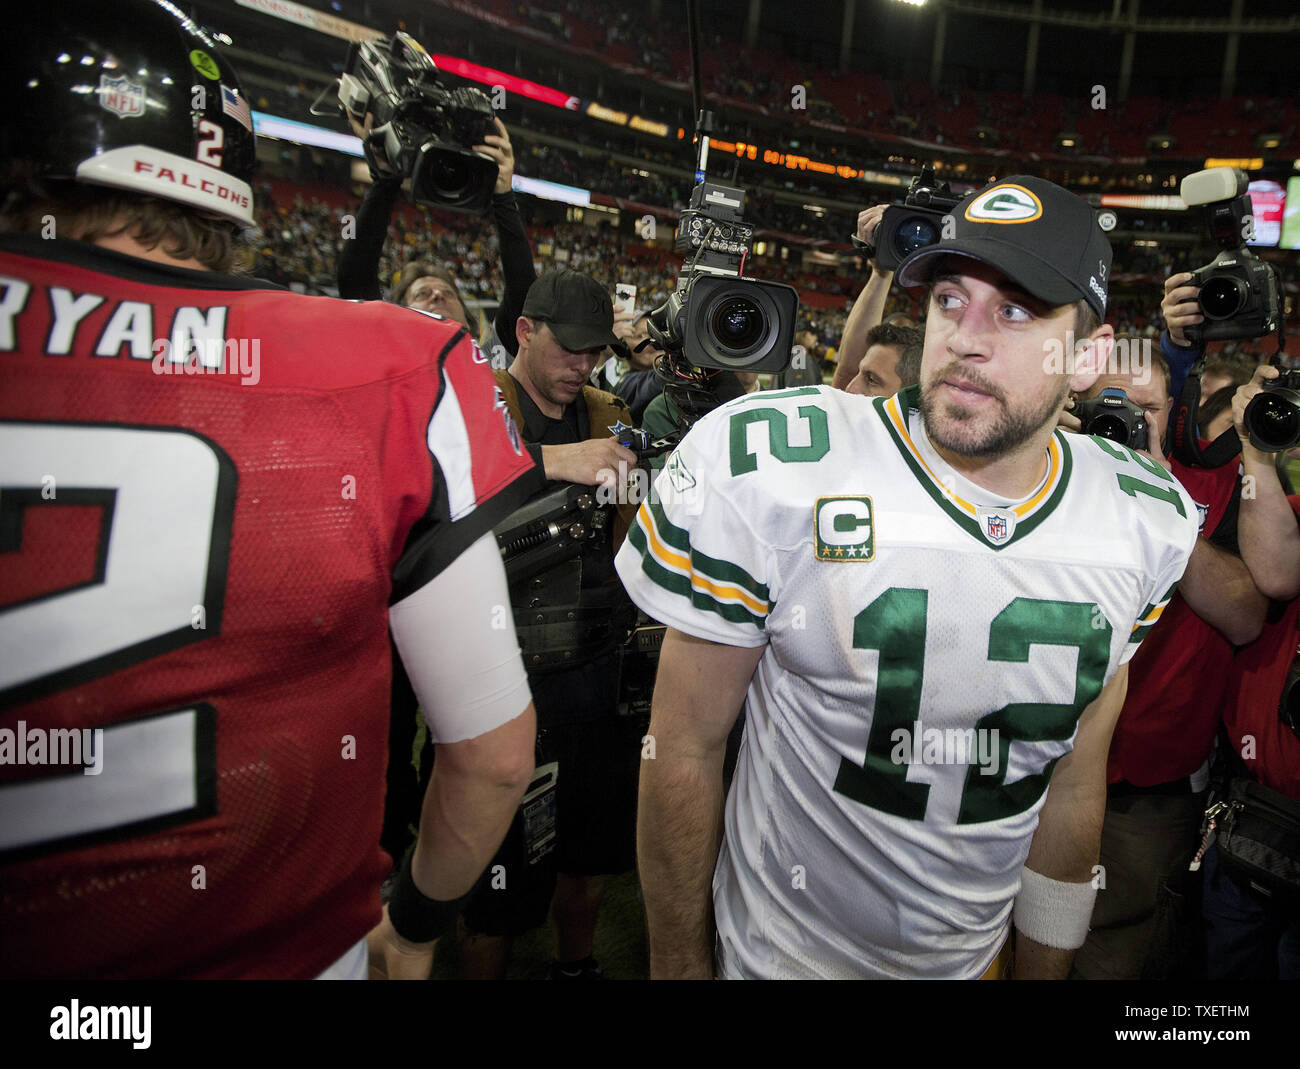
[521, 270, 621, 352]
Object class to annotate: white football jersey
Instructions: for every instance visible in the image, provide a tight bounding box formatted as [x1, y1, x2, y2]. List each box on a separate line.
[615, 384, 1198, 979]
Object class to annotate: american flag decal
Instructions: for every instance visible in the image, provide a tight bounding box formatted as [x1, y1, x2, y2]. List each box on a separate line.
[220, 85, 252, 132]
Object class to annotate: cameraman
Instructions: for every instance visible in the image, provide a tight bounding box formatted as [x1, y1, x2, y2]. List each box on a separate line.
[1202, 365, 1300, 979]
[461, 270, 642, 980]
[338, 113, 536, 358]
[1160, 273, 1251, 409]
[1067, 347, 1266, 980]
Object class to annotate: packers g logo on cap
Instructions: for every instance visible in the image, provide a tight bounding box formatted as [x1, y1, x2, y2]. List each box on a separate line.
[965, 184, 1043, 224]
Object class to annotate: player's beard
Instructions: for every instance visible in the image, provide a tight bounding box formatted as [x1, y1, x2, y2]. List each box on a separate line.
[919, 363, 1069, 458]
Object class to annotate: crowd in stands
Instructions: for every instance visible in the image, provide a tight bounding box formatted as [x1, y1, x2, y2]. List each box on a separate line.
[251, 177, 1287, 373]
[453, 0, 1300, 160]
[235, 0, 1299, 225]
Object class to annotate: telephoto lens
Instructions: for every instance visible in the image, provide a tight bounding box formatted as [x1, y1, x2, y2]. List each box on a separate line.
[1244, 374, 1300, 452]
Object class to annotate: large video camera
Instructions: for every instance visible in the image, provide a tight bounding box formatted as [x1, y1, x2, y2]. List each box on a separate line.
[337, 31, 498, 213]
[872, 166, 963, 272]
[649, 181, 799, 378]
[1181, 167, 1281, 346]
[1074, 387, 1149, 451]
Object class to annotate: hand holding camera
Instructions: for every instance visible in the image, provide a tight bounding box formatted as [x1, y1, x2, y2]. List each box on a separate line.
[851, 204, 888, 271]
[1072, 388, 1151, 453]
[1235, 363, 1300, 453]
[1161, 271, 1203, 349]
[870, 167, 963, 272]
[335, 31, 499, 213]
[473, 117, 515, 197]
[1179, 167, 1281, 347]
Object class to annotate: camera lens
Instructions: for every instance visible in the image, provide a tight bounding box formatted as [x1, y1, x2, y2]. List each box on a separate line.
[1088, 413, 1131, 444]
[427, 155, 472, 200]
[1245, 390, 1300, 452]
[1199, 275, 1246, 320]
[708, 296, 765, 352]
[894, 217, 939, 260]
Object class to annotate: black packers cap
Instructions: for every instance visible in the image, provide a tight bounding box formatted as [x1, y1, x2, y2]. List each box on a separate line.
[521, 270, 620, 352]
[895, 175, 1113, 321]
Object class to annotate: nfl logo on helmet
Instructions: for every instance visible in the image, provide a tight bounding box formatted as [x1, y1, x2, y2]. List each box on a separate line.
[97, 74, 146, 119]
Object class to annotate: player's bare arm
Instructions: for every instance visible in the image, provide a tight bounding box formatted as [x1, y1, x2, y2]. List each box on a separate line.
[373, 534, 537, 978]
[638, 628, 764, 979]
[1234, 365, 1300, 599]
[366, 705, 536, 979]
[1015, 664, 1129, 980]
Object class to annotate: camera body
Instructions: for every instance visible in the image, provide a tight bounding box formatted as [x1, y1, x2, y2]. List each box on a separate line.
[657, 274, 800, 375]
[873, 166, 963, 271]
[1180, 167, 1282, 345]
[674, 182, 754, 272]
[1074, 387, 1149, 451]
[650, 181, 799, 376]
[339, 31, 498, 213]
[1186, 248, 1280, 344]
[1244, 370, 1300, 452]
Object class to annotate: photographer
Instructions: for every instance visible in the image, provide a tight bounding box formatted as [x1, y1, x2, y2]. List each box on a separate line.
[338, 113, 536, 357]
[1200, 365, 1300, 979]
[1067, 348, 1267, 980]
[459, 270, 642, 980]
[607, 306, 667, 425]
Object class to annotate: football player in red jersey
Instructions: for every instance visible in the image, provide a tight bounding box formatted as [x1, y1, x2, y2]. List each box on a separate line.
[0, 1, 539, 979]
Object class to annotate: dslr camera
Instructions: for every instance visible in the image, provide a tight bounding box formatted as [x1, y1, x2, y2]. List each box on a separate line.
[1074, 387, 1149, 451]
[649, 181, 799, 376]
[1180, 167, 1281, 345]
[338, 31, 497, 213]
[871, 166, 963, 271]
[1244, 370, 1300, 452]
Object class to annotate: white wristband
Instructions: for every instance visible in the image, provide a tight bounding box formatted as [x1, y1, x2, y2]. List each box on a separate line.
[1012, 866, 1097, 950]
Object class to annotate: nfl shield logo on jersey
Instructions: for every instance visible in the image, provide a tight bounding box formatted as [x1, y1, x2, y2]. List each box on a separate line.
[97, 74, 146, 119]
[814, 496, 874, 561]
[978, 507, 1016, 546]
[1194, 500, 1209, 532]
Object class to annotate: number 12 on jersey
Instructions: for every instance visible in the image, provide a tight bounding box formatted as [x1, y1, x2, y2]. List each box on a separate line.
[833, 588, 1111, 825]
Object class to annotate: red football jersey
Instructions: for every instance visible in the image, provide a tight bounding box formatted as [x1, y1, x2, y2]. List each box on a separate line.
[0, 235, 535, 978]
[1107, 456, 1240, 786]
[1223, 495, 1300, 801]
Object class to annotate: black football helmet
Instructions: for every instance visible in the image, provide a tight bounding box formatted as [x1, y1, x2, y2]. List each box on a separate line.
[3, 0, 256, 227]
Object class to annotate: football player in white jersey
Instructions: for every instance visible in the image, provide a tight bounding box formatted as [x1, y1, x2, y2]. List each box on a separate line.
[616, 175, 1199, 979]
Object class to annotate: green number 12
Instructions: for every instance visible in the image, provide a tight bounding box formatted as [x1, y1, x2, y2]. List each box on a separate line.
[832, 589, 1111, 824]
